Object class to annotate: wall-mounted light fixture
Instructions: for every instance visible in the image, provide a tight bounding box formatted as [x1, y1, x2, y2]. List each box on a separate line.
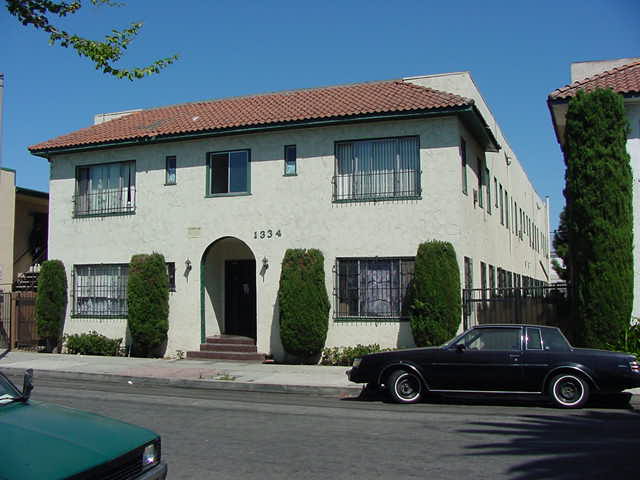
[262, 257, 269, 269]
[185, 258, 192, 270]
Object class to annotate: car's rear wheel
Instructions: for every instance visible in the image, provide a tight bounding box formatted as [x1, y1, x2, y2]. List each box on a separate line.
[387, 369, 423, 404]
[549, 373, 590, 408]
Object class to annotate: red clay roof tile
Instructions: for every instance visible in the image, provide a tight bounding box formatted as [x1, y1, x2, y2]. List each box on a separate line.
[29, 80, 471, 153]
[549, 60, 640, 100]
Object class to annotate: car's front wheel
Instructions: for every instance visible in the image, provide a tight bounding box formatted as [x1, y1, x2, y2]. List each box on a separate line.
[387, 369, 423, 404]
[549, 373, 590, 408]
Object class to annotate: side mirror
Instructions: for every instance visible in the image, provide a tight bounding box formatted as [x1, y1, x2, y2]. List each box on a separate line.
[455, 344, 466, 353]
[22, 369, 34, 401]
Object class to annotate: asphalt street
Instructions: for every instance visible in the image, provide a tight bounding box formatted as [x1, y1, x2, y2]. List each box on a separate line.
[22, 377, 640, 480]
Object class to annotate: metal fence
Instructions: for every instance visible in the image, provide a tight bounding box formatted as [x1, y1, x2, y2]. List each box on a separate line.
[14, 292, 39, 350]
[0, 293, 10, 353]
[463, 283, 571, 334]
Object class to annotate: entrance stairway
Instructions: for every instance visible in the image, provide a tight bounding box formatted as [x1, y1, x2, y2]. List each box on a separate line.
[186, 335, 266, 362]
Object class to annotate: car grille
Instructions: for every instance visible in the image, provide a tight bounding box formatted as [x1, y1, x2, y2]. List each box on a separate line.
[66, 440, 160, 480]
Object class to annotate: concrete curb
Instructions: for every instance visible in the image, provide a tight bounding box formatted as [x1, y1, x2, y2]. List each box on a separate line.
[0, 367, 364, 398]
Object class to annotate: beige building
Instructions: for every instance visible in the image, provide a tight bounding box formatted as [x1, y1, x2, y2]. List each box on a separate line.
[30, 72, 550, 359]
[0, 168, 49, 293]
[549, 58, 640, 319]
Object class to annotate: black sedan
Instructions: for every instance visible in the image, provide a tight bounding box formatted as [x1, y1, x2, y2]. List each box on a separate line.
[347, 324, 640, 408]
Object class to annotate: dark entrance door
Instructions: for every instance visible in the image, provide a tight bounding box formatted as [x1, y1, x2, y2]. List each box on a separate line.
[225, 260, 256, 339]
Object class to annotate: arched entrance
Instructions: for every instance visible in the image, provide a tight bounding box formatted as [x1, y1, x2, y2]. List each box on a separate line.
[200, 237, 256, 342]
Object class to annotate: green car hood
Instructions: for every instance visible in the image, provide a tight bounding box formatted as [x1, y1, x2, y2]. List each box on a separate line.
[0, 401, 157, 480]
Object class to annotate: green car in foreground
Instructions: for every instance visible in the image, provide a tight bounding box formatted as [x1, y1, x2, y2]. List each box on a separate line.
[0, 369, 167, 479]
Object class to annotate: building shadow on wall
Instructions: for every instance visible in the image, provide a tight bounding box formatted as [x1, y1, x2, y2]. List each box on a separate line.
[458, 408, 640, 480]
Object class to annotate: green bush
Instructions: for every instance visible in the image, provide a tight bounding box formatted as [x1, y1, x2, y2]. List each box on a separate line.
[320, 344, 392, 366]
[65, 331, 122, 356]
[127, 253, 169, 357]
[278, 249, 330, 362]
[409, 241, 461, 347]
[608, 323, 640, 357]
[35, 260, 68, 352]
[563, 89, 633, 349]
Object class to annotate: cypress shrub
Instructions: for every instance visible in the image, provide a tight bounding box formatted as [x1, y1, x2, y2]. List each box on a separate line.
[35, 260, 68, 352]
[127, 253, 169, 357]
[563, 88, 633, 349]
[278, 249, 330, 361]
[409, 241, 461, 347]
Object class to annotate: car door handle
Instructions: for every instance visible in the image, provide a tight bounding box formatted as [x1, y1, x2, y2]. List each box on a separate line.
[509, 354, 520, 362]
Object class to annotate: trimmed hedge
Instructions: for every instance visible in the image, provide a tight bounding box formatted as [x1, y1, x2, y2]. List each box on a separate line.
[35, 260, 68, 352]
[127, 253, 169, 357]
[563, 89, 633, 349]
[320, 344, 392, 366]
[409, 241, 461, 347]
[278, 249, 330, 361]
[65, 331, 122, 356]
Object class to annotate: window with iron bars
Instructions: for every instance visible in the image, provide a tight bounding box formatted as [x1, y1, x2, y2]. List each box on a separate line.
[334, 136, 420, 202]
[335, 257, 415, 320]
[73, 264, 129, 317]
[75, 161, 136, 217]
[73, 262, 175, 317]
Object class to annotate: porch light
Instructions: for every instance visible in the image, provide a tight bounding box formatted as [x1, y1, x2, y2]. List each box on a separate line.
[185, 258, 192, 270]
[262, 257, 269, 269]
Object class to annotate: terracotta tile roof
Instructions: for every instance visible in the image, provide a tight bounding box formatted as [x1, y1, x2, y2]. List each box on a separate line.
[549, 60, 640, 100]
[30, 80, 472, 153]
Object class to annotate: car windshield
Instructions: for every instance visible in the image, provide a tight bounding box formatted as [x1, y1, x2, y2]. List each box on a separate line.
[0, 373, 20, 405]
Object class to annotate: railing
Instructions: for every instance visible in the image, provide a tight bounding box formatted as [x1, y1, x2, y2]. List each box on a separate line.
[74, 188, 136, 216]
[333, 169, 420, 202]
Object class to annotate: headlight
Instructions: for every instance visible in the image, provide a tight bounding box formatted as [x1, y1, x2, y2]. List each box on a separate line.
[352, 358, 362, 368]
[142, 442, 159, 468]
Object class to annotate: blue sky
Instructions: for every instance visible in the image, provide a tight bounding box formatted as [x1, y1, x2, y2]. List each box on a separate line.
[1, 0, 639, 229]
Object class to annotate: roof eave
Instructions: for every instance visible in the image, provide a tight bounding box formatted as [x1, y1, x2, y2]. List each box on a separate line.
[30, 105, 489, 158]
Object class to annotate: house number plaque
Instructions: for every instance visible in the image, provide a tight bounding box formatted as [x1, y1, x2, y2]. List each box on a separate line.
[254, 229, 282, 239]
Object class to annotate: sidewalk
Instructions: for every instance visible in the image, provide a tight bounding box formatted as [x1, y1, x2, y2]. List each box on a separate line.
[1, 351, 639, 400]
[0, 351, 362, 397]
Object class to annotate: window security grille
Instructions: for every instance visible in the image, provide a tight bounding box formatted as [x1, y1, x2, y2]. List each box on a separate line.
[75, 161, 136, 216]
[73, 264, 129, 317]
[336, 257, 415, 319]
[334, 137, 420, 201]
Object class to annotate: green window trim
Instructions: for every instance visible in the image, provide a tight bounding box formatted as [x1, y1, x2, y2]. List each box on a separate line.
[205, 149, 251, 197]
[460, 138, 468, 195]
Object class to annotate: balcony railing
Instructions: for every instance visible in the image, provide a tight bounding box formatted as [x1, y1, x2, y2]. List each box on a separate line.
[74, 188, 136, 217]
[333, 169, 420, 202]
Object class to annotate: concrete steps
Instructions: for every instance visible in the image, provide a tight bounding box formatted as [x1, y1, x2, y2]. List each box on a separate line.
[186, 335, 266, 362]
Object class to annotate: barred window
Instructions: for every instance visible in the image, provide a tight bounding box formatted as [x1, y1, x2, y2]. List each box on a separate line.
[334, 136, 420, 202]
[336, 257, 414, 319]
[75, 161, 136, 216]
[73, 264, 129, 317]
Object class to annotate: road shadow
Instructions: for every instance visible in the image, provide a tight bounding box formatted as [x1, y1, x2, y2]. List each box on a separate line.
[343, 387, 635, 411]
[459, 409, 640, 479]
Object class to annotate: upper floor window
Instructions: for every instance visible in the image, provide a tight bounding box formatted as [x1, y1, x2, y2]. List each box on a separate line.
[165, 156, 176, 185]
[334, 136, 420, 202]
[75, 161, 135, 217]
[477, 157, 484, 209]
[284, 145, 297, 176]
[336, 257, 415, 320]
[207, 150, 250, 196]
[460, 138, 468, 195]
[485, 167, 491, 214]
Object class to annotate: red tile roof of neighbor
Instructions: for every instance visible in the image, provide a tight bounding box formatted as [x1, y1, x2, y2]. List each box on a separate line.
[29, 80, 473, 154]
[549, 60, 640, 100]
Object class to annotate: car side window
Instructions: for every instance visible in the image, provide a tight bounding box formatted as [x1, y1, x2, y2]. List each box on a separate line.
[541, 328, 571, 352]
[526, 328, 543, 350]
[455, 328, 521, 351]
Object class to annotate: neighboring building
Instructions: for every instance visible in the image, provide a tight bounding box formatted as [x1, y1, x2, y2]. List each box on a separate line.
[29, 73, 550, 359]
[0, 168, 49, 292]
[548, 58, 640, 318]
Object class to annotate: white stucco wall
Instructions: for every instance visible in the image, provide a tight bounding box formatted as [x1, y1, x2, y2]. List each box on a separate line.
[0, 168, 16, 291]
[627, 99, 640, 319]
[48, 99, 549, 359]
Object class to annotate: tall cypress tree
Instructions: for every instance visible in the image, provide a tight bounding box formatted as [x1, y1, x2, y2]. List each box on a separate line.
[563, 88, 632, 348]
